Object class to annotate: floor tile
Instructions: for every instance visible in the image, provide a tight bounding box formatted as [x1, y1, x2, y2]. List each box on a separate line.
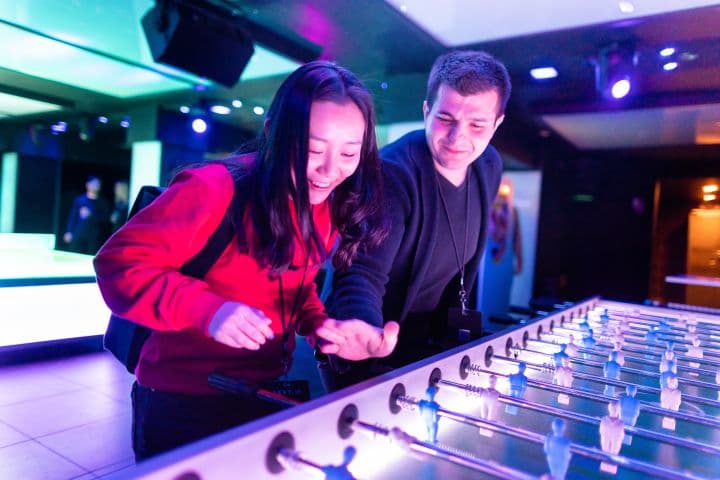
[0, 419, 29, 447]
[0, 439, 88, 479]
[0, 367, 84, 406]
[92, 458, 136, 478]
[41, 352, 134, 388]
[89, 377, 134, 404]
[38, 414, 134, 472]
[0, 388, 129, 438]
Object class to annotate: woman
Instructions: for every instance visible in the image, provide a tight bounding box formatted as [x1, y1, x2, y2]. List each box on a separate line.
[94, 61, 398, 460]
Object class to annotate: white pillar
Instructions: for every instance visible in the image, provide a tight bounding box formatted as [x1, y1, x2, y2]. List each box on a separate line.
[130, 141, 162, 204]
[1, 152, 18, 232]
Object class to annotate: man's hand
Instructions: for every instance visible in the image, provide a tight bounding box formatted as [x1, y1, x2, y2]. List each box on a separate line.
[316, 318, 400, 361]
[208, 301, 275, 350]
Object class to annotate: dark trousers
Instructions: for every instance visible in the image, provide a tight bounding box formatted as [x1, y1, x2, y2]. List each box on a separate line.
[131, 382, 283, 461]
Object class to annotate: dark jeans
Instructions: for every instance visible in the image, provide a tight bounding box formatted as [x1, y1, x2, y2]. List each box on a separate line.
[131, 382, 283, 461]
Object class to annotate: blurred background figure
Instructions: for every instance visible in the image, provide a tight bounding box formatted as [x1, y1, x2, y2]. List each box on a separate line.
[480, 178, 522, 321]
[63, 175, 109, 254]
[110, 180, 129, 233]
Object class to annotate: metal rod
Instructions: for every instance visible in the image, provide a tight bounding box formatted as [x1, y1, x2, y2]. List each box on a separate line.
[494, 354, 720, 410]
[353, 420, 537, 480]
[523, 344, 720, 392]
[468, 364, 720, 430]
[396, 395, 706, 480]
[439, 379, 720, 456]
[536, 334, 720, 374]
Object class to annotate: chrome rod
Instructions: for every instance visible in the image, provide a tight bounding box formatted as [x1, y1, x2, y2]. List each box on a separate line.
[468, 363, 720, 429]
[494, 354, 720, 410]
[353, 420, 538, 480]
[397, 395, 707, 480]
[438, 379, 720, 456]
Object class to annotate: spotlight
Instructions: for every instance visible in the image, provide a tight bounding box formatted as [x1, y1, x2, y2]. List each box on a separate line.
[192, 118, 208, 134]
[593, 42, 637, 101]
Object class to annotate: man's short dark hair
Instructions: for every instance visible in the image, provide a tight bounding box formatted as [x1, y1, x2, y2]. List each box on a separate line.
[426, 50, 511, 116]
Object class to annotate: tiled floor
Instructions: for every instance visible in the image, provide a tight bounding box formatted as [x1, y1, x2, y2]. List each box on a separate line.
[0, 337, 323, 480]
[0, 352, 135, 479]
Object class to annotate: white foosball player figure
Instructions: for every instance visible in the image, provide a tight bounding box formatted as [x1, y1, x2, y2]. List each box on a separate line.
[478, 374, 500, 437]
[565, 334, 579, 357]
[685, 337, 703, 371]
[599, 400, 625, 474]
[661, 374, 682, 430]
[686, 324, 699, 344]
[612, 340, 625, 367]
[553, 356, 573, 405]
[659, 345, 678, 389]
[544, 418, 572, 480]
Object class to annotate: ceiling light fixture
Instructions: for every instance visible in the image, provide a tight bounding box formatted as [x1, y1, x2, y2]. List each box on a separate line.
[593, 42, 637, 101]
[210, 105, 231, 115]
[663, 62, 678, 71]
[659, 47, 676, 57]
[530, 67, 558, 80]
[232, 99, 243, 108]
[253, 106, 265, 116]
[618, 1, 635, 13]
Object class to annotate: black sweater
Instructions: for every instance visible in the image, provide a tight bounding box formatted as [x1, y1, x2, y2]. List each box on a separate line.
[326, 130, 503, 331]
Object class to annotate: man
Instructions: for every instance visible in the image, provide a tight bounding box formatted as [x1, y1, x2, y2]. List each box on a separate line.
[63, 175, 109, 254]
[320, 50, 510, 390]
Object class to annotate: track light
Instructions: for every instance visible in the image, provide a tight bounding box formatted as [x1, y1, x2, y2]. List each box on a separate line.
[593, 42, 638, 100]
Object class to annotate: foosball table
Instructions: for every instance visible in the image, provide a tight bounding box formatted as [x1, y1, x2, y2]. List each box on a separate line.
[112, 298, 720, 479]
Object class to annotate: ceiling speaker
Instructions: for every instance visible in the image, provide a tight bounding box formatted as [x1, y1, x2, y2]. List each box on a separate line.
[142, 1, 254, 87]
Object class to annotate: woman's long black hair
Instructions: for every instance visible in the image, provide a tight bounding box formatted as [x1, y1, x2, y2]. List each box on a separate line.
[226, 61, 387, 276]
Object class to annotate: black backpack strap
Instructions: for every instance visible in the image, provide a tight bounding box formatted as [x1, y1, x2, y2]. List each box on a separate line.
[180, 212, 235, 277]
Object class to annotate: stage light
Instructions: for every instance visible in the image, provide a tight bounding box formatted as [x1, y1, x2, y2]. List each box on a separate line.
[610, 79, 631, 99]
[593, 42, 637, 101]
[192, 118, 207, 134]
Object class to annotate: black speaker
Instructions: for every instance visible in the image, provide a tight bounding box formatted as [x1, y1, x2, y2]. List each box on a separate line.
[142, 1, 254, 87]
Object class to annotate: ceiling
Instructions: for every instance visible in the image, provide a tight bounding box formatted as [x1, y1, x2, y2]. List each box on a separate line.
[1, 0, 719, 152]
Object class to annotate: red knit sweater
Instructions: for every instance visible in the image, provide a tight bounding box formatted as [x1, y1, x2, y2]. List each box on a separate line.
[94, 164, 335, 394]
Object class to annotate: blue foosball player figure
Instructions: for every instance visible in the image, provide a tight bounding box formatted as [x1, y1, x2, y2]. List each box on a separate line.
[506, 362, 528, 415]
[603, 350, 622, 396]
[619, 384, 640, 445]
[552, 344, 569, 368]
[321, 446, 357, 480]
[544, 418, 572, 480]
[418, 386, 440, 444]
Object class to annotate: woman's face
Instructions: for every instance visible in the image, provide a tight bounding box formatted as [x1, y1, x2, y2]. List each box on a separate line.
[305, 100, 365, 205]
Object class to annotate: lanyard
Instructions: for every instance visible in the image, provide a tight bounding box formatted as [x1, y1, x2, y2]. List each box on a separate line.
[278, 257, 309, 375]
[435, 168, 471, 314]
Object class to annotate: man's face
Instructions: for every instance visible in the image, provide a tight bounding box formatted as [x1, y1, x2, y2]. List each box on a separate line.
[423, 84, 504, 177]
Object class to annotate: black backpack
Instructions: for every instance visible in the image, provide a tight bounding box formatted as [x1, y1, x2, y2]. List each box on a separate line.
[102, 185, 235, 373]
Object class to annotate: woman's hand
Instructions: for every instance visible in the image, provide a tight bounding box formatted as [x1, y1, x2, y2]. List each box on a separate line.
[208, 301, 275, 350]
[316, 319, 400, 361]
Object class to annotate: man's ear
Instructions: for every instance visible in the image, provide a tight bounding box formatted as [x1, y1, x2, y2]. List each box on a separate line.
[494, 114, 505, 130]
[422, 100, 429, 121]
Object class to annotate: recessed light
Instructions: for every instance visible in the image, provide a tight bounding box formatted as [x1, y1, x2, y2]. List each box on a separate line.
[530, 67, 558, 80]
[253, 106, 265, 116]
[232, 99, 243, 108]
[680, 52, 699, 61]
[618, 1, 634, 13]
[210, 105, 231, 115]
[179, 105, 190, 114]
[662, 62, 678, 71]
[659, 47, 675, 57]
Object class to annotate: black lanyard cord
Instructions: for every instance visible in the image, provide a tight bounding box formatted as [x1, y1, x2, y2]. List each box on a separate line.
[435, 168, 471, 314]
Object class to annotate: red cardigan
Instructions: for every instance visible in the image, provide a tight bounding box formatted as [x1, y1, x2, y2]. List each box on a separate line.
[94, 164, 335, 394]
